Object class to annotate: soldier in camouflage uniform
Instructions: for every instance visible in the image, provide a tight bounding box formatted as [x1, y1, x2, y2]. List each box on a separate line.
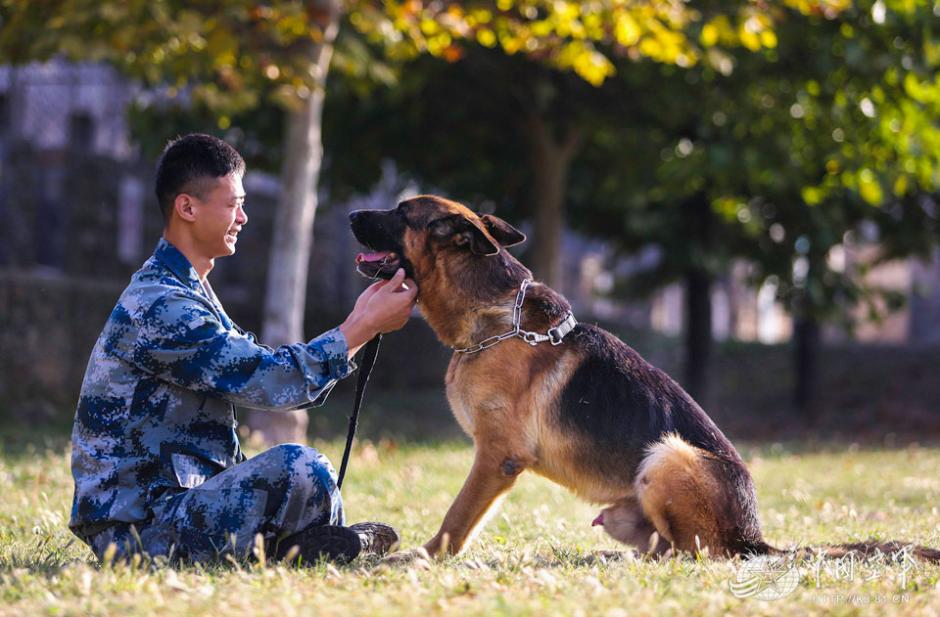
[69, 134, 417, 564]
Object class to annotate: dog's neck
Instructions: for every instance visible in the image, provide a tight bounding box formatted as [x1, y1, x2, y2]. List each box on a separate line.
[417, 250, 572, 349]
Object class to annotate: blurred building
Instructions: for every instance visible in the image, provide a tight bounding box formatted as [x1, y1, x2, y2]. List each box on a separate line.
[0, 61, 137, 159]
[564, 240, 940, 346]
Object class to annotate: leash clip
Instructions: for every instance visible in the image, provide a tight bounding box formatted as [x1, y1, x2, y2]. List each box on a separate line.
[521, 331, 543, 345]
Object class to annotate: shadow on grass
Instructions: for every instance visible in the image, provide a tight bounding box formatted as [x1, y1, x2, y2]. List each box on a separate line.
[0, 421, 71, 461]
[2, 381, 939, 461]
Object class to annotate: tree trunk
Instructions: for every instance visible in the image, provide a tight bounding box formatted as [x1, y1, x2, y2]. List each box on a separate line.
[244, 7, 340, 446]
[683, 268, 712, 405]
[793, 250, 823, 419]
[681, 193, 716, 406]
[793, 315, 820, 417]
[525, 114, 581, 289]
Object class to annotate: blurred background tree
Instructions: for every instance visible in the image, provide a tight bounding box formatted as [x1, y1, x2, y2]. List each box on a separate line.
[1, 0, 936, 436]
[0, 0, 809, 441]
[331, 0, 939, 409]
[570, 0, 940, 408]
[328, 1, 936, 406]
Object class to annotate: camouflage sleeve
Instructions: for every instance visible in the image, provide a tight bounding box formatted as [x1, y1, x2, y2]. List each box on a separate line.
[130, 289, 356, 410]
[241, 329, 274, 352]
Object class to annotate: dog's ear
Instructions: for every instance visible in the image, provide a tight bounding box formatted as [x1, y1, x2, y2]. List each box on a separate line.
[481, 214, 526, 247]
[463, 218, 501, 256]
[429, 214, 501, 256]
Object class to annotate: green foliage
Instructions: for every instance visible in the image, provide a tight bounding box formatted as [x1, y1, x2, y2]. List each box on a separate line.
[0, 0, 349, 115]
[351, 0, 844, 85]
[127, 99, 287, 173]
[570, 0, 939, 327]
[0, 0, 826, 111]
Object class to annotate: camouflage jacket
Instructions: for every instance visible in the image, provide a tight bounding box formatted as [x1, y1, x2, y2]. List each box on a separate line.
[69, 238, 355, 538]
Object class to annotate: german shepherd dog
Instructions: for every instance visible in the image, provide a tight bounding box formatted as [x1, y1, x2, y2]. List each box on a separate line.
[351, 194, 940, 562]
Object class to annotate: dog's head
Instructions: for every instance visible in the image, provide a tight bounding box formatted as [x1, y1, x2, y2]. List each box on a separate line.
[349, 195, 525, 283]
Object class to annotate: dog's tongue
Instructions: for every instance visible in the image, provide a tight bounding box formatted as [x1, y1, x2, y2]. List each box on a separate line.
[592, 513, 604, 527]
[356, 251, 392, 264]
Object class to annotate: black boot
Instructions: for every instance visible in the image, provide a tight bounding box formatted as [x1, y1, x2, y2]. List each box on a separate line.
[275, 524, 361, 565]
[349, 522, 400, 556]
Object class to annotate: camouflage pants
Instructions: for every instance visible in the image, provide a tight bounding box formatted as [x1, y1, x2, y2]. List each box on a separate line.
[86, 444, 344, 563]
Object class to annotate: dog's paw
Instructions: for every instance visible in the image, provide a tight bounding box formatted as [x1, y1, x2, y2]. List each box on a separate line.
[380, 547, 431, 569]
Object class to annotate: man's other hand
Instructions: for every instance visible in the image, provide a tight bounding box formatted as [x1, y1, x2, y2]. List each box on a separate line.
[339, 269, 417, 355]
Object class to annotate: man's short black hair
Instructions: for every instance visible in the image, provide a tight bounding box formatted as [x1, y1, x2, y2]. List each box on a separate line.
[154, 133, 246, 220]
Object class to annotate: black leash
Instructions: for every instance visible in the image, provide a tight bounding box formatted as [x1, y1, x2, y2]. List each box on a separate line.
[336, 334, 382, 490]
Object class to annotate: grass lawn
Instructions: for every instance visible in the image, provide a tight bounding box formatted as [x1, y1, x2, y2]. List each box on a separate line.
[1, 429, 939, 616]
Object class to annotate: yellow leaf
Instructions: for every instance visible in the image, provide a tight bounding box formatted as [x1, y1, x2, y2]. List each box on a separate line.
[476, 28, 497, 48]
[500, 32, 523, 55]
[471, 9, 492, 24]
[420, 18, 439, 35]
[532, 20, 552, 37]
[858, 169, 884, 205]
[893, 175, 908, 196]
[615, 15, 641, 47]
[802, 186, 824, 206]
[701, 23, 719, 47]
[739, 28, 761, 52]
[759, 30, 777, 49]
[639, 37, 662, 58]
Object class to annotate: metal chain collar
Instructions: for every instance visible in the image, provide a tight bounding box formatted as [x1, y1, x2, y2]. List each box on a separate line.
[452, 279, 578, 354]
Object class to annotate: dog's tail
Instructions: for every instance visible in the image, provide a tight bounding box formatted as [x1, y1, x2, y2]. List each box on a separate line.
[634, 434, 940, 563]
[752, 540, 940, 563]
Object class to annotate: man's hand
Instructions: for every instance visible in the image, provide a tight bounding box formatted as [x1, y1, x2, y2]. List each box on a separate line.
[339, 269, 417, 356]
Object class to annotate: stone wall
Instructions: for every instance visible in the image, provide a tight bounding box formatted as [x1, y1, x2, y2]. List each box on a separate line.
[0, 266, 449, 422]
[0, 270, 123, 420]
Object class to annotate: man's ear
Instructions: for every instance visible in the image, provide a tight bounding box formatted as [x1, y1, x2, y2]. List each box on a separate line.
[481, 214, 526, 247]
[173, 194, 198, 223]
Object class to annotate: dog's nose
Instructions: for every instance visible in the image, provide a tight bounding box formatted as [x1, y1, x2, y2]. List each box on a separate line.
[349, 210, 363, 223]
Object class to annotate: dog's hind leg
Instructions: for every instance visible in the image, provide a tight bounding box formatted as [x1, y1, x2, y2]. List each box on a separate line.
[633, 434, 726, 556]
[424, 449, 530, 557]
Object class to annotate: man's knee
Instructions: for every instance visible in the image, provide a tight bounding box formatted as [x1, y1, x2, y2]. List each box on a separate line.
[267, 443, 338, 489]
[254, 443, 344, 528]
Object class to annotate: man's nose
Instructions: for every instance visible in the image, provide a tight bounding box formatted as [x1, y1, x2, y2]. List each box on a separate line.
[237, 206, 248, 225]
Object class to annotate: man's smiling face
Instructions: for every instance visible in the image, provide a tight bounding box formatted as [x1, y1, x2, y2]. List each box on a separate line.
[188, 172, 247, 260]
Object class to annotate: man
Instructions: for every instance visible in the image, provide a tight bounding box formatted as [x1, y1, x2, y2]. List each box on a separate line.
[69, 133, 417, 565]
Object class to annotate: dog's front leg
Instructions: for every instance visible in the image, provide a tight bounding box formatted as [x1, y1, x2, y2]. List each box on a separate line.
[424, 449, 527, 558]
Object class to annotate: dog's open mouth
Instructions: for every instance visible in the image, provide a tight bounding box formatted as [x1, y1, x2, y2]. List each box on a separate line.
[355, 250, 401, 279]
